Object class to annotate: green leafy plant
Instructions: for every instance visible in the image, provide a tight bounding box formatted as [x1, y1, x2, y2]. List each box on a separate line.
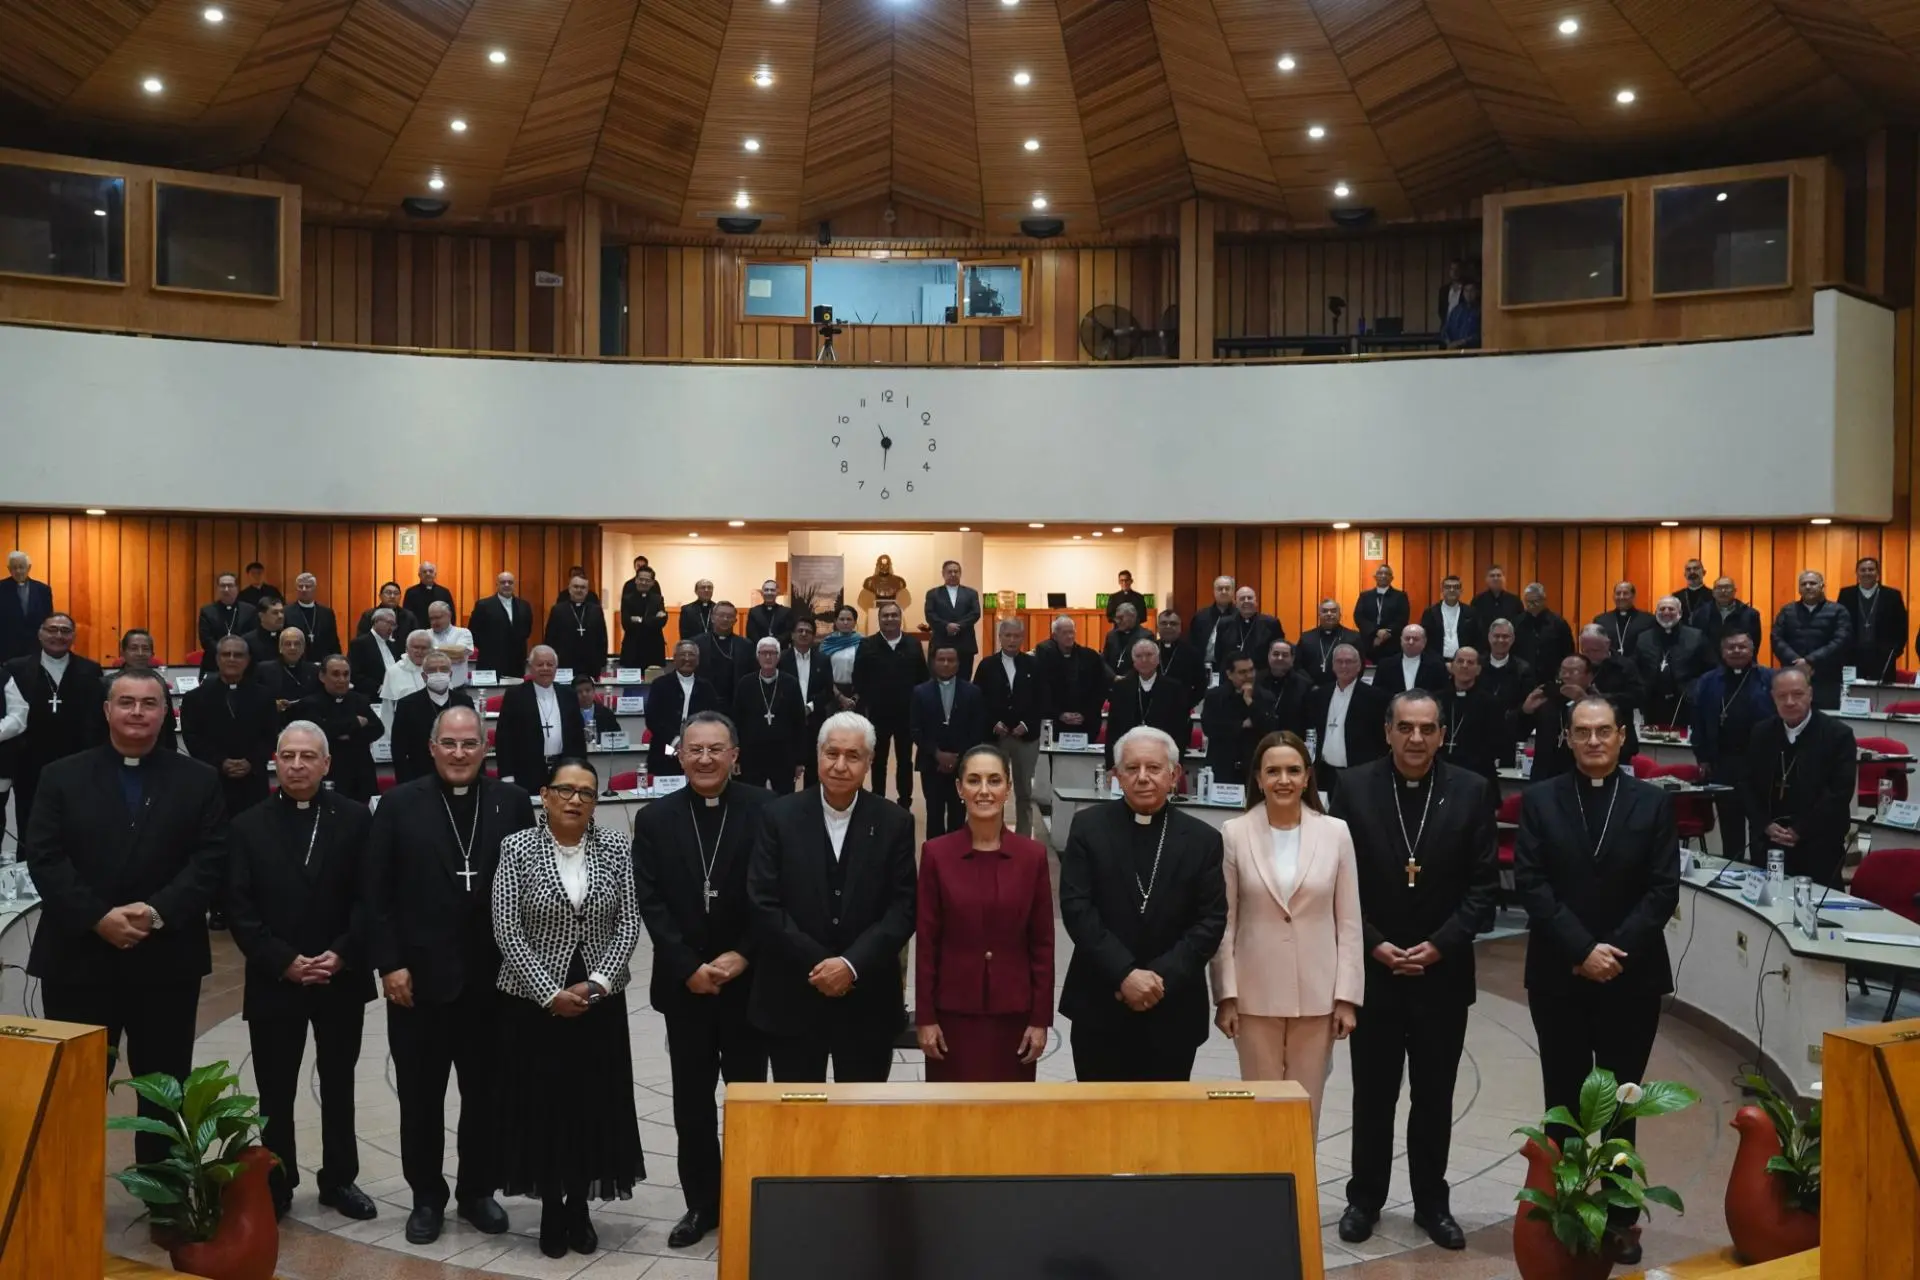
[107, 1061, 274, 1243]
[1742, 1071, 1822, 1213]
[1513, 1067, 1701, 1257]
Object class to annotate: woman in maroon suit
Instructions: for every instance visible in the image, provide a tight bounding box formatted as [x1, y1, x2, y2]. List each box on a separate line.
[915, 743, 1056, 1081]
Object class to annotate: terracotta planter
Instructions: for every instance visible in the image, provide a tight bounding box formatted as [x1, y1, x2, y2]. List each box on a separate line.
[1513, 1138, 1615, 1280]
[1725, 1105, 1821, 1263]
[167, 1146, 281, 1280]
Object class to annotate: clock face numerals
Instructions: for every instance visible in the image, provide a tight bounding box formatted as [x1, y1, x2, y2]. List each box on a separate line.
[832, 389, 935, 500]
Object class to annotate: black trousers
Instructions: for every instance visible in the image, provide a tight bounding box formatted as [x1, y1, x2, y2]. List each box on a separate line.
[249, 992, 366, 1201]
[665, 1003, 769, 1213]
[1530, 982, 1662, 1226]
[920, 769, 966, 838]
[869, 715, 914, 804]
[388, 983, 498, 1209]
[738, 743, 797, 794]
[1345, 982, 1471, 1214]
[766, 1022, 895, 1083]
[1713, 754, 1754, 863]
[1069, 1025, 1197, 1082]
[44, 978, 200, 1166]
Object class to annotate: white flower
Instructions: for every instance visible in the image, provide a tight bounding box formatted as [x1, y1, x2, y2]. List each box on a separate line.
[1611, 1152, 1632, 1170]
[1616, 1083, 1644, 1106]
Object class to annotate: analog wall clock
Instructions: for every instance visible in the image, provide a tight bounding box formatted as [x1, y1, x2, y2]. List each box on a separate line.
[831, 388, 935, 501]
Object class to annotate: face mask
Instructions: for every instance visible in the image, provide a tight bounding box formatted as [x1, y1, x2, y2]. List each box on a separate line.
[425, 673, 451, 693]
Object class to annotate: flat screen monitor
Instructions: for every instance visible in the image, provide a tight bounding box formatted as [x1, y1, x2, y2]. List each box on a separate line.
[749, 1173, 1304, 1280]
[1047, 592, 1067, 609]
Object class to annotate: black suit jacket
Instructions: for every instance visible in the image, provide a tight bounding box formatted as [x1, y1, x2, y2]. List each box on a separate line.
[1157, 641, 1208, 708]
[1469, 589, 1525, 637]
[1105, 589, 1147, 625]
[1741, 711, 1857, 882]
[1355, 587, 1412, 660]
[24, 746, 226, 985]
[197, 601, 258, 669]
[1593, 608, 1656, 659]
[1209, 613, 1286, 674]
[1634, 624, 1710, 717]
[1200, 683, 1276, 786]
[4, 653, 104, 786]
[1104, 674, 1193, 766]
[1838, 585, 1909, 682]
[910, 678, 987, 771]
[1295, 626, 1364, 684]
[746, 788, 918, 1037]
[1188, 604, 1235, 666]
[692, 632, 755, 700]
[1419, 603, 1485, 658]
[1256, 668, 1313, 736]
[467, 596, 533, 680]
[1101, 625, 1153, 677]
[779, 648, 837, 740]
[678, 600, 717, 644]
[356, 605, 421, 639]
[225, 790, 375, 1018]
[347, 631, 403, 698]
[402, 583, 455, 630]
[745, 603, 796, 646]
[1513, 608, 1575, 680]
[1692, 600, 1764, 666]
[972, 649, 1042, 740]
[1306, 679, 1388, 769]
[390, 688, 473, 784]
[1514, 772, 1678, 995]
[363, 775, 536, 1003]
[618, 581, 670, 666]
[1438, 685, 1505, 788]
[495, 679, 588, 789]
[1058, 801, 1226, 1047]
[924, 586, 982, 662]
[645, 671, 720, 774]
[1330, 758, 1498, 1002]
[289, 690, 383, 802]
[0, 577, 53, 663]
[178, 677, 277, 811]
[544, 600, 609, 678]
[1033, 639, 1109, 729]
[632, 782, 772, 1017]
[852, 631, 927, 722]
[283, 601, 342, 661]
[1371, 652, 1450, 698]
[735, 672, 809, 753]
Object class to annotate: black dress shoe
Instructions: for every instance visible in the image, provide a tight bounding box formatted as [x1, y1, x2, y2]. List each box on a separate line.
[568, 1215, 598, 1255]
[404, 1204, 443, 1245]
[1337, 1204, 1378, 1243]
[1413, 1209, 1466, 1250]
[669, 1206, 719, 1249]
[318, 1183, 378, 1221]
[457, 1196, 509, 1235]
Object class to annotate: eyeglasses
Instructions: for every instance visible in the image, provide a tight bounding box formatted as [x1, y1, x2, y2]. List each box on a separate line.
[681, 745, 734, 760]
[1569, 727, 1618, 743]
[546, 784, 598, 802]
[433, 738, 484, 751]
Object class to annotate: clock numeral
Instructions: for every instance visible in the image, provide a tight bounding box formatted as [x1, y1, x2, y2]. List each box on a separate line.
[858, 480, 865, 489]
[927, 438, 938, 452]
[840, 460, 848, 473]
[882, 390, 894, 403]
[922, 462, 931, 472]
[837, 415, 850, 424]
[906, 481, 914, 493]
[880, 488, 890, 500]
[922, 412, 932, 426]
[831, 434, 841, 447]
[859, 398, 866, 408]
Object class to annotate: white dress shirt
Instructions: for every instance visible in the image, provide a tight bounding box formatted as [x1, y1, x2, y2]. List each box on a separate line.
[821, 796, 859, 979]
[1001, 652, 1018, 688]
[1784, 714, 1811, 745]
[1400, 654, 1421, 689]
[546, 837, 612, 1000]
[793, 651, 814, 707]
[676, 672, 696, 724]
[431, 624, 475, 687]
[1438, 602, 1462, 657]
[1322, 682, 1356, 768]
[39, 651, 69, 685]
[497, 594, 515, 624]
[1268, 823, 1302, 901]
[533, 681, 563, 757]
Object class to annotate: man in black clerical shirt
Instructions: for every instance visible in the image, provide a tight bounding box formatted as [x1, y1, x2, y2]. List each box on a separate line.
[1593, 582, 1655, 660]
[27, 668, 224, 1167]
[1839, 556, 1906, 684]
[924, 561, 982, 671]
[1, 550, 54, 664]
[1154, 609, 1207, 703]
[357, 581, 420, 639]
[1741, 668, 1856, 885]
[1372, 624, 1448, 698]
[543, 573, 610, 679]
[1296, 598, 1363, 686]
[1771, 570, 1853, 711]
[494, 646, 584, 791]
[1211, 587, 1285, 677]
[1470, 565, 1521, 640]
[1439, 648, 1504, 791]
[262, 625, 321, 714]
[1101, 603, 1152, 677]
[974, 619, 1042, 838]
[113, 630, 177, 752]
[468, 571, 532, 681]
[364, 704, 534, 1245]
[1060, 725, 1226, 1081]
[679, 579, 718, 643]
[1104, 637, 1192, 768]
[286, 573, 343, 661]
[1200, 655, 1274, 787]
[1420, 575, 1483, 661]
[1514, 583, 1575, 681]
[226, 721, 378, 1222]
[1523, 654, 1594, 782]
[852, 602, 927, 806]
[1690, 634, 1773, 864]
[632, 712, 771, 1249]
[246, 597, 288, 670]
[1356, 563, 1411, 662]
[1696, 577, 1764, 667]
[617, 563, 670, 670]
[1515, 696, 1679, 1267]
[390, 653, 471, 784]
[182, 637, 278, 823]
[747, 712, 917, 1082]
[1673, 559, 1714, 622]
[239, 561, 279, 609]
[1634, 596, 1708, 728]
[735, 638, 807, 793]
[1258, 639, 1313, 735]
[910, 646, 987, 837]
[402, 563, 454, 633]
[291, 656, 383, 802]
[1579, 627, 1643, 761]
[4, 612, 103, 834]
[694, 601, 754, 699]
[645, 642, 720, 777]
[1480, 621, 1534, 761]
[1105, 570, 1146, 626]
[1188, 576, 1236, 675]
[745, 580, 796, 648]
[1332, 690, 1497, 1252]
[1034, 615, 1109, 739]
[198, 572, 258, 672]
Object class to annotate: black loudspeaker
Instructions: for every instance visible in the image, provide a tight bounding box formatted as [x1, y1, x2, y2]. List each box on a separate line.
[716, 216, 763, 234]
[400, 197, 449, 219]
[1021, 217, 1065, 239]
[818, 220, 832, 246]
[1328, 206, 1376, 229]
[813, 305, 834, 325]
[944, 305, 959, 323]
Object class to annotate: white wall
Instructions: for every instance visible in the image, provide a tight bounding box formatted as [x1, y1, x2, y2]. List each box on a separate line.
[979, 535, 1172, 612]
[600, 531, 787, 608]
[0, 289, 1890, 522]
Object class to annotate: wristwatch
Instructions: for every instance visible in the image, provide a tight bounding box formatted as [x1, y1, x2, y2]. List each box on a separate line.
[147, 906, 164, 931]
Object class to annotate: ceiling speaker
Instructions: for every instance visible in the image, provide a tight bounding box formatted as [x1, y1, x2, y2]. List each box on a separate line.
[716, 216, 763, 235]
[1328, 206, 1376, 229]
[1020, 216, 1065, 239]
[400, 197, 449, 219]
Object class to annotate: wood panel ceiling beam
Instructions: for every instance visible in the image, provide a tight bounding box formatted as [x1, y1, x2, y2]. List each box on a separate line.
[493, 0, 640, 205]
[586, 0, 733, 223]
[682, 0, 819, 228]
[1057, 0, 1193, 224]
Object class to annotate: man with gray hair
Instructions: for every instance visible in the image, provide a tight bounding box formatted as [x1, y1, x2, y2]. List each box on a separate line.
[748, 711, 917, 1082]
[1770, 569, 1852, 709]
[349, 606, 404, 698]
[494, 645, 582, 790]
[1105, 636, 1192, 768]
[1102, 601, 1152, 676]
[1187, 575, 1237, 673]
[1060, 724, 1226, 1081]
[1035, 614, 1108, 734]
[1633, 596, 1707, 727]
[1296, 599, 1362, 686]
[734, 636, 806, 793]
[226, 720, 377, 1221]
[425, 600, 474, 688]
[1513, 582, 1574, 679]
[287, 572, 343, 660]
[973, 618, 1042, 838]
[0, 550, 52, 663]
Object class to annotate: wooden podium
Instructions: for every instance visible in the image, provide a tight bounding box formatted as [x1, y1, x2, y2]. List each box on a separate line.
[1823, 1020, 1920, 1278]
[0, 1017, 107, 1278]
[718, 1080, 1324, 1280]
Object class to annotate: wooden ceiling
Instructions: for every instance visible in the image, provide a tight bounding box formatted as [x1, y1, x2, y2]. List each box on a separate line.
[2, 0, 1918, 232]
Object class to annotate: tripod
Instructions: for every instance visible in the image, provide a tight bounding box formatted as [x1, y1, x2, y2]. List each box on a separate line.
[816, 323, 842, 361]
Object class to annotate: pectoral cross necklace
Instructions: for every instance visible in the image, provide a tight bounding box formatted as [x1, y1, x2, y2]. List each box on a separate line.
[690, 803, 728, 912]
[571, 602, 589, 638]
[43, 668, 61, 714]
[1394, 772, 1435, 887]
[758, 678, 779, 725]
[441, 791, 481, 891]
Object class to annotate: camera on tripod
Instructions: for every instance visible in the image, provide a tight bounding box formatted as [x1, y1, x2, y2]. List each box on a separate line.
[814, 305, 843, 361]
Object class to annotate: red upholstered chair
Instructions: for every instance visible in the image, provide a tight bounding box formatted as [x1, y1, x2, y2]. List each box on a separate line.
[1857, 735, 1910, 809]
[1884, 701, 1920, 716]
[1096, 722, 1108, 744]
[1657, 762, 1717, 849]
[1630, 754, 1657, 779]
[1896, 669, 1918, 685]
[485, 694, 505, 713]
[185, 648, 204, 667]
[609, 770, 640, 792]
[640, 728, 652, 745]
[486, 727, 497, 747]
[1496, 792, 1524, 869]
[1848, 848, 1920, 1019]
[1189, 725, 1205, 751]
[485, 766, 499, 780]
[376, 774, 397, 794]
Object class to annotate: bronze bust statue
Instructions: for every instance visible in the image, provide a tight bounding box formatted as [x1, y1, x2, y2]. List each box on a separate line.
[858, 554, 911, 612]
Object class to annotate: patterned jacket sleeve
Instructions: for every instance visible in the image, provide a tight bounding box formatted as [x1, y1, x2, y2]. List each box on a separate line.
[587, 827, 643, 994]
[492, 829, 565, 1007]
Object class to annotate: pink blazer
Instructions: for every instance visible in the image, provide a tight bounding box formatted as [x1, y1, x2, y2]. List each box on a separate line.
[1209, 808, 1365, 1018]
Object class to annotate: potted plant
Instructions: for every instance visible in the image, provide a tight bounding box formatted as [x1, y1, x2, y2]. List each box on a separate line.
[1725, 1071, 1820, 1262]
[107, 1060, 280, 1280]
[1511, 1067, 1700, 1280]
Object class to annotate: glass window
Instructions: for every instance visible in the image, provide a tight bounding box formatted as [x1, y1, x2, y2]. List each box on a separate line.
[961, 262, 1023, 318]
[0, 164, 126, 284]
[1500, 195, 1625, 306]
[153, 183, 281, 297]
[812, 257, 957, 324]
[1653, 177, 1791, 296]
[745, 261, 809, 318]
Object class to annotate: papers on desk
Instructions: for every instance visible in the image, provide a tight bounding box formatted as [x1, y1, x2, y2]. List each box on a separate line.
[172, 673, 200, 694]
[615, 668, 645, 685]
[1056, 732, 1089, 751]
[471, 670, 498, 686]
[1884, 800, 1920, 829]
[616, 695, 644, 714]
[1841, 695, 1874, 716]
[600, 731, 630, 751]
[1841, 931, 1920, 948]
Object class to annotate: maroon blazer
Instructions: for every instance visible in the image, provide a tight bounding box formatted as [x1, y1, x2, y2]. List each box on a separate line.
[914, 828, 1055, 1026]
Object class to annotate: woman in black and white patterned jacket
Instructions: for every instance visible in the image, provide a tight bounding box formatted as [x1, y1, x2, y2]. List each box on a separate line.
[491, 756, 645, 1260]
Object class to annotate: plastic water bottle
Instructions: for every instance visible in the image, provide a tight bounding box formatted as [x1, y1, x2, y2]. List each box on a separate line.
[1197, 767, 1214, 803]
[0, 852, 17, 905]
[1040, 719, 1054, 749]
[1304, 729, 1318, 761]
[1880, 777, 1895, 819]
[1093, 764, 1107, 794]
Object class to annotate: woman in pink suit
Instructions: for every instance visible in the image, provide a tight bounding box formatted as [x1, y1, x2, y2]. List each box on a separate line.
[915, 743, 1056, 1082]
[1210, 730, 1364, 1132]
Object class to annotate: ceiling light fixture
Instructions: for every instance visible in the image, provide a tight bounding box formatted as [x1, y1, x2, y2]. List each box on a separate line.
[488, 49, 507, 64]
[1023, 138, 1040, 151]
[1028, 522, 1045, 529]
[958, 526, 971, 532]
[85, 508, 107, 517]
[203, 6, 225, 23]
[1031, 196, 1047, 209]
[743, 137, 761, 151]
[1111, 526, 1124, 533]
[1615, 88, 1635, 104]
[1333, 182, 1350, 198]
[1277, 54, 1296, 71]
[142, 77, 163, 94]
[753, 68, 774, 86]
[1811, 517, 1833, 526]
[92, 208, 106, 217]
[1003, 0, 1019, 5]
[1012, 70, 1031, 86]
[728, 520, 747, 527]
[450, 118, 467, 132]
[427, 176, 445, 190]
[1557, 17, 1578, 34]
[688, 531, 701, 538]
[1715, 191, 1728, 202]
[1073, 535, 1083, 540]
[420, 516, 439, 524]
[734, 191, 751, 208]
[1659, 520, 1680, 527]
[1091, 531, 1103, 537]
[1331, 521, 1351, 530]
[1307, 125, 1325, 139]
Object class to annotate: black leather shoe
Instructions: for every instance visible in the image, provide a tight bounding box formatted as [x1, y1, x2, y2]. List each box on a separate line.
[404, 1204, 443, 1245]
[272, 1196, 290, 1223]
[319, 1183, 378, 1221]
[539, 1225, 568, 1259]
[669, 1206, 719, 1248]
[1413, 1209, 1466, 1250]
[1337, 1204, 1378, 1243]
[569, 1215, 598, 1255]
[457, 1196, 509, 1235]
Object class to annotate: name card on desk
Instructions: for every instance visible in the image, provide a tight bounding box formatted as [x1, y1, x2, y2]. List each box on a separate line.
[1843, 666, 1859, 686]
[1841, 696, 1874, 716]
[470, 670, 498, 686]
[616, 695, 644, 715]
[172, 673, 199, 694]
[371, 740, 392, 763]
[1884, 800, 1920, 829]
[601, 731, 630, 751]
[555, 668, 573, 685]
[1739, 869, 1768, 905]
[653, 774, 687, 795]
[1209, 783, 1246, 806]
[615, 668, 645, 685]
[1057, 732, 1090, 751]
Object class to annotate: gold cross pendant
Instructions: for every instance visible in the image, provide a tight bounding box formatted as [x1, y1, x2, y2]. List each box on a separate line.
[1405, 858, 1420, 887]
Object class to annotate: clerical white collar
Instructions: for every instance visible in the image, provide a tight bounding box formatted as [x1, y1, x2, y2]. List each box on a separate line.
[40, 651, 69, 675]
[824, 793, 856, 818]
[937, 677, 955, 688]
[1784, 714, 1812, 743]
[761, 672, 778, 682]
[1659, 623, 1677, 634]
[1139, 675, 1156, 691]
[121, 754, 145, 767]
[295, 799, 313, 809]
[1126, 803, 1164, 825]
[884, 633, 903, 649]
[452, 785, 471, 795]
[1490, 655, 1510, 668]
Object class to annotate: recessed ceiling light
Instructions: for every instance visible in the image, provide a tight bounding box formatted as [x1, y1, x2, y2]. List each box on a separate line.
[203, 6, 224, 23]
[734, 191, 750, 208]
[688, 531, 700, 538]
[958, 526, 971, 532]
[450, 118, 467, 132]
[1277, 54, 1296, 72]
[1557, 17, 1578, 34]
[142, 77, 163, 94]
[1659, 520, 1681, 527]
[1111, 526, 1124, 533]
[488, 49, 507, 64]
[1332, 521, 1351, 530]
[1031, 196, 1047, 209]
[727, 520, 746, 527]
[1811, 517, 1832, 525]
[225, 274, 236, 281]
[771, 0, 786, 5]
[1023, 138, 1040, 151]
[1091, 531, 1103, 538]
[1028, 522, 1045, 529]
[1073, 535, 1083, 540]
[753, 68, 774, 87]
[1333, 182, 1350, 198]
[743, 137, 761, 151]
[427, 177, 445, 190]
[1307, 125, 1326, 139]
[1589, 270, 1599, 278]
[1615, 88, 1635, 104]
[1012, 70, 1031, 86]
[85, 508, 107, 517]
[420, 516, 439, 524]
[92, 208, 106, 217]
[1715, 191, 1728, 202]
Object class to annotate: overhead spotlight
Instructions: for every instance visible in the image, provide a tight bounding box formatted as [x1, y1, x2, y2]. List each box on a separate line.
[1028, 522, 1045, 529]
[450, 118, 467, 132]
[92, 208, 106, 217]
[1277, 55, 1296, 71]
[1811, 517, 1833, 526]
[420, 516, 440, 524]
[142, 77, 164, 93]
[753, 68, 774, 86]
[1333, 182, 1350, 198]
[743, 137, 761, 151]
[688, 531, 701, 538]
[958, 526, 971, 532]
[1024, 138, 1040, 151]
[1307, 125, 1325, 139]
[1557, 17, 1578, 34]
[728, 520, 747, 527]
[734, 191, 751, 208]
[1331, 521, 1351, 530]
[1031, 195, 1048, 209]
[1012, 70, 1031, 86]
[1091, 531, 1103, 538]
[427, 176, 445, 190]
[85, 508, 107, 517]
[203, 6, 225, 22]
[1659, 521, 1680, 527]
[1073, 535, 1083, 540]
[488, 49, 507, 64]
[1111, 526, 1124, 533]
[1615, 88, 1635, 104]
[1715, 191, 1728, 202]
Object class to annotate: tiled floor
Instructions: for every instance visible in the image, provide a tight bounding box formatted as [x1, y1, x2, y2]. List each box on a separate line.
[98, 799, 1883, 1280]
